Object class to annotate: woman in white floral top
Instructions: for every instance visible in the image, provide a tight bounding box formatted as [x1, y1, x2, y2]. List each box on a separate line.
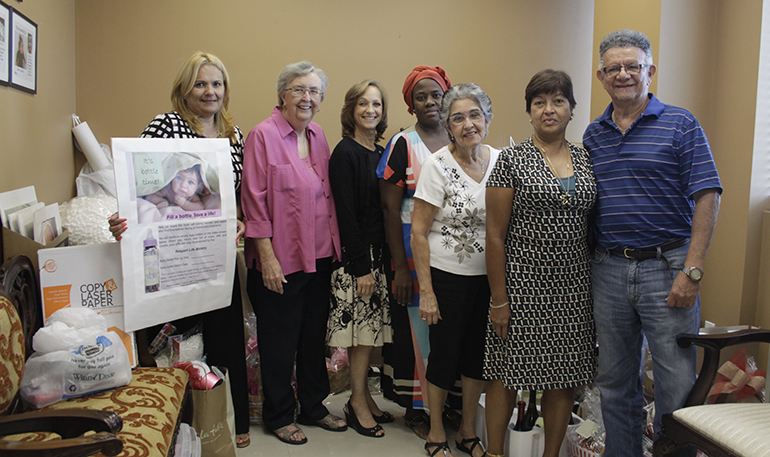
[411, 83, 500, 457]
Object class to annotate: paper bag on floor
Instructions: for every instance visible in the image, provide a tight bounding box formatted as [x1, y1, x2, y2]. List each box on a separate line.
[191, 367, 236, 457]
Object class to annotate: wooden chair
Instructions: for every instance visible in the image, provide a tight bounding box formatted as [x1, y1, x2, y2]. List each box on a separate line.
[0, 255, 193, 457]
[654, 329, 770, 457]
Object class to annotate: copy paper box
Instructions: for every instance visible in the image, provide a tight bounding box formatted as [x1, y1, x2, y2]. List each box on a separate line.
[37, 243, 137, 366]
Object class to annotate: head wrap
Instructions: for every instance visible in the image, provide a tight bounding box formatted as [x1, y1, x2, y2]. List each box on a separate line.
[402, 65, 452, 114]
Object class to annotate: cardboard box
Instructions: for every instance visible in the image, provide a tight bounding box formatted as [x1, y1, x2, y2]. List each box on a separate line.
[37, 242, 137, 366]
[2, 225, 68, 272]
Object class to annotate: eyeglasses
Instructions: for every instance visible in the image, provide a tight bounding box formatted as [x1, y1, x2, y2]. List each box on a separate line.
[285, 86, 323, 99]
[601, 63, 650, 77]
[449, 110, 484, 126]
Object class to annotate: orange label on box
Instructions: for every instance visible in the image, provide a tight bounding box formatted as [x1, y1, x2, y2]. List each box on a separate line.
[104, 278, 118, 292]
[42, 285, 72, 316]
[109, 326, 135, 364]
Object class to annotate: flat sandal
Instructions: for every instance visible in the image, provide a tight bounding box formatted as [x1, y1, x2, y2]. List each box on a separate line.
[425, 441, 451, 457]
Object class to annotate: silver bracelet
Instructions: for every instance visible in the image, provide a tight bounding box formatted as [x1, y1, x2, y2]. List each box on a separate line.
[490, 301, 510, 309]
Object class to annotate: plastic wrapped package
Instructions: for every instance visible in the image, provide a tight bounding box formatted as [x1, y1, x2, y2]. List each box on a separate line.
[567, 385, 606, 456]
[327, 347, 350, 394]
[244, 312, 263, 425]
[707, 348, 766, 403]
[60, 195, 118, 245]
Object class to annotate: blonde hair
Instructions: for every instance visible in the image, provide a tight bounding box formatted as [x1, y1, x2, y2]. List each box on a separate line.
[170, 52, 236, 143]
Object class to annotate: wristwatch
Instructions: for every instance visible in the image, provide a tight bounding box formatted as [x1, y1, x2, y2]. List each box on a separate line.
[682, 266, 704, 282]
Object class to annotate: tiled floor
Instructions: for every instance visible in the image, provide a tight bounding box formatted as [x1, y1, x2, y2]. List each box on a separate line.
[235, 392, 460, 457]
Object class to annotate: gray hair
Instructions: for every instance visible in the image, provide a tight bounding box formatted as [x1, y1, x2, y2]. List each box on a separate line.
[439, 83, 493, 131]
[276, 61, 329, 106]
[599, 29, 653, 68]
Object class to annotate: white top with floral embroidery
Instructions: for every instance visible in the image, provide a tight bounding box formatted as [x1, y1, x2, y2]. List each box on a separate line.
[414, 144, 500, 276]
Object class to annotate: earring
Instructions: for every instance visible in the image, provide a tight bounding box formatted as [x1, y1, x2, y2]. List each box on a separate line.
[449, 133, 455, 142]
[570, 113, 574, 120]
[529, 119, 532, 123]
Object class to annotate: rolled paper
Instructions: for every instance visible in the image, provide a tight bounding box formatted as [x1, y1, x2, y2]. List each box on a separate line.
[73, 121, 110, 171]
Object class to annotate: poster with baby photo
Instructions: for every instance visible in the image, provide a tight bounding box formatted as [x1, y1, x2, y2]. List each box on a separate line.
[132, 151, 222, 224]
[112, 138, 236, 331]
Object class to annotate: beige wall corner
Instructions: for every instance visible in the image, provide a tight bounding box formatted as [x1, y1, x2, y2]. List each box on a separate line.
[752, 2, 770, 331]
[698, 1, 763, 327]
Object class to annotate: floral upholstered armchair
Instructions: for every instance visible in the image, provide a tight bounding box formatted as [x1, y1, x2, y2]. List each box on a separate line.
[0, 255, 193, 457]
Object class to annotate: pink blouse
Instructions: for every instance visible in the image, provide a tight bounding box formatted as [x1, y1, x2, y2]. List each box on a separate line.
[241, 106, 341, 275]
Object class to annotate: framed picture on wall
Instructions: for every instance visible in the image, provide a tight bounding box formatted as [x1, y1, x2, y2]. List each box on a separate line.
[0, 1, 10, 86]
[9, 8, 36, 94]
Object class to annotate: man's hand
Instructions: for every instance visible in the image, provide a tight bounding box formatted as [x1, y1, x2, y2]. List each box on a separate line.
[666, 272, 699, 307]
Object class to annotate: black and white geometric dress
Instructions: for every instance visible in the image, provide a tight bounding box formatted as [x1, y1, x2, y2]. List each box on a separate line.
[483, 138, 597, 390]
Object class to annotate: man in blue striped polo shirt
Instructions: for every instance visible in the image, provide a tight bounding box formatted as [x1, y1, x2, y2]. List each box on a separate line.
[583, 29, 722, 457]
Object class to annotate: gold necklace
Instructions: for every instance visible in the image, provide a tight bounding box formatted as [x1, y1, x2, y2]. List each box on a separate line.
[455, 149, 488, 176]
[532, 137, 573, 205]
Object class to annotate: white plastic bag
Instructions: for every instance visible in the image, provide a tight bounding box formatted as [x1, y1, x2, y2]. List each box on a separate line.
[33, 308, 107, 353]
[75, 154, 117, 198]
[20, 308, 132, 408]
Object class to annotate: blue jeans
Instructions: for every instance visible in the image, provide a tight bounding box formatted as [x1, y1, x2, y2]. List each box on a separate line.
[591, 244, 699, 457]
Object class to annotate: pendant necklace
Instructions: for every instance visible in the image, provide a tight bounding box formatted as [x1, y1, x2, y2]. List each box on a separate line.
[533, 137, 573, 205]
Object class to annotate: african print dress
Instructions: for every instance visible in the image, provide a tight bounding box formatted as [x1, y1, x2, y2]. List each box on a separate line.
[376, 126, 462, 410]
[483, 138, 597, 390]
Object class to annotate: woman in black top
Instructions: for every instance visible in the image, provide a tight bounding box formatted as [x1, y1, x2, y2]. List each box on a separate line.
[327, 80, 393, 438]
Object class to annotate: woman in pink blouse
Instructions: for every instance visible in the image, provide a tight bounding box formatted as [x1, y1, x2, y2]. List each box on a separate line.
[241, 61, 344, 445]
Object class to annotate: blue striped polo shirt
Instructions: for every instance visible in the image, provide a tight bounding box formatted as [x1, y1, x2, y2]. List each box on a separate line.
[582, 94, 722, 249]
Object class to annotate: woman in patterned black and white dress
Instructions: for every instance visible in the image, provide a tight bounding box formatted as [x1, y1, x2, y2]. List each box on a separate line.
[484, 70, 597, 457]
[412, 83, 499, 457]
[327, 80, 393, 438]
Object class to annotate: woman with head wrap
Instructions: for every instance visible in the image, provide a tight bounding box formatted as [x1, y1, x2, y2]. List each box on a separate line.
[376, 65, 460, 439]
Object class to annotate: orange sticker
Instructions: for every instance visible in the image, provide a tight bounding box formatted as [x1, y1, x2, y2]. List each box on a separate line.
[42, 285, 72, 317]
[43, 259, 57, 273]
[104, 278, 118, 292]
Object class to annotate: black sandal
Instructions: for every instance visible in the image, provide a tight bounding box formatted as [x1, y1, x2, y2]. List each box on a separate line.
[425, 441, 451, 457]
[456, 437, 486, 457]
[372, 410, 395, 423]
[344, 400, 384, 438]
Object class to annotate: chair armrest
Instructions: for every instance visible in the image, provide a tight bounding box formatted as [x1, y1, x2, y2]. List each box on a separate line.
[0, 431, 123, 457]
[676, 329, 770, 407]
[0, 409, 122, 438]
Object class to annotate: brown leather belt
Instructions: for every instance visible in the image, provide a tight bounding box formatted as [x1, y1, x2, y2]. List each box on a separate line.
[608, 238, 687, 260]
